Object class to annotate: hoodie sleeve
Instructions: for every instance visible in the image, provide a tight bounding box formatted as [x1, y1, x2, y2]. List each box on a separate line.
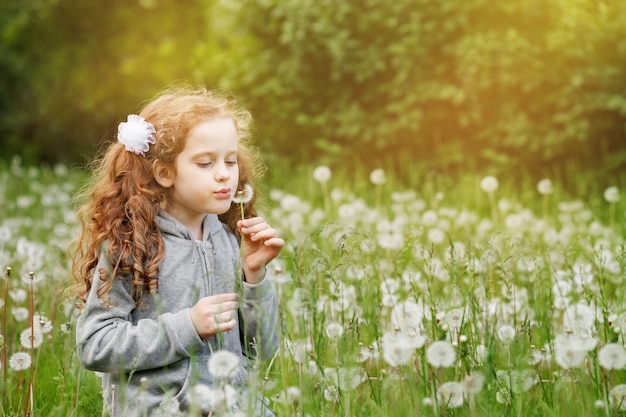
[239, 275, 279, 361]
[76, 257, 205, 373]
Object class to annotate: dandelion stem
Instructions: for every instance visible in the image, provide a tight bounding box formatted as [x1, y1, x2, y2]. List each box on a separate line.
[25, 277, 35, 417]
[234, 202, 245, 297]
[2, 267, 11, 407]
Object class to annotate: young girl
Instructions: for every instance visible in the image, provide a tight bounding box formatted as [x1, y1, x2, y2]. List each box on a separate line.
[72, 87, 283, 416]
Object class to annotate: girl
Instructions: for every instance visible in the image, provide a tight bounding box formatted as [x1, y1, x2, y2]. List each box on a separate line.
[72, 87, 283, 416]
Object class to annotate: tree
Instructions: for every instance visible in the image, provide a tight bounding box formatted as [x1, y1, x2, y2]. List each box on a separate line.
[219, 0, 626, 174]
[0, 0, 218, 163]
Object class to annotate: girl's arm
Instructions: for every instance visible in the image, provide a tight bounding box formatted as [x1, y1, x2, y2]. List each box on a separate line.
[240, 278, 280, 360]
[76, 262, 205, 374]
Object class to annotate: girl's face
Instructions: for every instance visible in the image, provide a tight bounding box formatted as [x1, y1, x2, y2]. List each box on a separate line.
[156, 118, 239, 234]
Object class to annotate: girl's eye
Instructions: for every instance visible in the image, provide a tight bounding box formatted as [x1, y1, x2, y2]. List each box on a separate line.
[198, 162, 212, 167]
[226, 160, 238, 166]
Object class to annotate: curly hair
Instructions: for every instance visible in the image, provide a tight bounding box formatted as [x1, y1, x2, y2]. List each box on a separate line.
[71, 87, 262, 307]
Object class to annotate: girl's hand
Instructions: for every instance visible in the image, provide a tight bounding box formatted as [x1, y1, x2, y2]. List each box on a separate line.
[190, 293, 239, 339]
[238, 217, 284, 284]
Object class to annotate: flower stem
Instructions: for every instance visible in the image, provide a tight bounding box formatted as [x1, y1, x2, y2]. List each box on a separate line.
[2, 267, 11, 408]
[234, 202, 245, 297]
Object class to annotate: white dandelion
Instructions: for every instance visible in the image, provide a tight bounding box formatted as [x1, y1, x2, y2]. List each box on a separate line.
[497, 324, 516, 342]
[312, 166, 332, 183]
[426, 341, 456, 368]
[9, 351, 32, 371]
[604, 186, 620, 203]
[610, 384, 626, 410]
[185, 384, 212, 413]
[206, 384, 239, 411]
[274, 386, 301, 405]
[370, 168, 386, 185]
[598, 343, 626, 370]
[464, 372, 485, 394]
[496, 369, 538, 393]
[9, 288, 27, 303]
[537, 178, 554, 195]
[437, 381, 464, 408]
[554, 344, 587, 370]
[325, 322, 344, 339]
[34, 313, 54, 334]
[323, 385, 339, 402]
[20, 327, 43, 349]
[207, 350, 240, 379]
[22, 271, 42, 285]
[390, 299, 425, 332]
[562, 303, 595, 333]
[232, 183, 254, 204]
[480, 176, 499, 193]
[12, 307, 29, 322]
[382, 331, 415, 367]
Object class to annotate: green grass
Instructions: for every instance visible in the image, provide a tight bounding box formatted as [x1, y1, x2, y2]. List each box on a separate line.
[1, 155, 626, 416]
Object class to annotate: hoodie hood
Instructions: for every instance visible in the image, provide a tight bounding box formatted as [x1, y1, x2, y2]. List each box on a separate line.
[156, 210, 225, 242]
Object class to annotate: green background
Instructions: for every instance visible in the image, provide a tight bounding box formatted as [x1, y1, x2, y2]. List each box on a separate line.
[1, 0, 625, 179]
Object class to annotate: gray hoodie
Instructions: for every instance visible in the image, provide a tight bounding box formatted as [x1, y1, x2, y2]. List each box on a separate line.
[76, 211, 279, 416]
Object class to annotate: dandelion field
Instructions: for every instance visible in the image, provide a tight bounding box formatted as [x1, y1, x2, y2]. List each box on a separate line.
[1, 156, 626, 416]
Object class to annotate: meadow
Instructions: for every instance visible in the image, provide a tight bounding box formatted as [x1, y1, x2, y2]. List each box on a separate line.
[1, 155, 625, 416]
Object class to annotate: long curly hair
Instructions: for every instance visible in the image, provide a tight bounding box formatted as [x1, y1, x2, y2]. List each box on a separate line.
[71, 87, 262, 307]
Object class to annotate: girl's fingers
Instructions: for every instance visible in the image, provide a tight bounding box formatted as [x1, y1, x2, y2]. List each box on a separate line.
[263, 237, 285, 248]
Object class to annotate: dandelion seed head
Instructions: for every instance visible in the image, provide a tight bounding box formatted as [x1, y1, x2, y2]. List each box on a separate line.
[232, 183, 254, 204]
[598, 343, 626, 370]
[497, 324, 516, 342]
[537, 178, 554, 195]
[382, 331, 415, 367]
[20, 327, 43, 349]
[426, 341, 456, 368]
[9, 288, 27, 303]
[369, 168, 386, 185]
[12, 307, 29, 321]
[427, 228, 446, 245]
[275, 386, 301, 405]
[290, 339, 313, 364]
[185, 384, 212, 413]
[496, 389, 511, 404]
[207, 384, 238, 410]
[610, 384, 626, 410]
[323, 385, 339, 402]
[604, 186, 620, 203]
[464, 372, 485, 394]
[21, 271, 42, 285]
[207, 350, 240, 379]
[312, 166, 332, 183]
[563, 303, 595, 333]
[390, 300, 424, 331]
[437, 382, 464, 408]
[34, 313, 53, 334]
[325, 322, 344, 339]
[9, 352, 32, 371]
[554, 343, 587, 369]
[480, 175, 499, 193]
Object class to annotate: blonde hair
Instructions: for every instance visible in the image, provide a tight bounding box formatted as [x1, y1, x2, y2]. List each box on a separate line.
[71, 87, 262, 306]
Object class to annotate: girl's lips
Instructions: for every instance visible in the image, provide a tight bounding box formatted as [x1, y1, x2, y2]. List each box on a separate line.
[214, 188, 232, 200]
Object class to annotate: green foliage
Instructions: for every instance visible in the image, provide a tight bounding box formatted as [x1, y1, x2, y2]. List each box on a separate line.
[0, 0, 220, 163]
[1, 0, 626, 174]
[221, 0, 626, 174]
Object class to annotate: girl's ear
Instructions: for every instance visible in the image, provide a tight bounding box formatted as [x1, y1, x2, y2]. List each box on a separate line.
[153, 160, 174, 188]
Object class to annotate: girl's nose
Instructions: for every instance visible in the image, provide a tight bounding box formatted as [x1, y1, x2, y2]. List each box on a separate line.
[215, 162, 230, 181]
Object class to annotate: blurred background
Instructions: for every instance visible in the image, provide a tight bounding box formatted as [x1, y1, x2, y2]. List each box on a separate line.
[1, 0, 625, 181]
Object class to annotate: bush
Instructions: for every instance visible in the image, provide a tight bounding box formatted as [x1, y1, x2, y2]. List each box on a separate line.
[221, 0, 626, 174]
